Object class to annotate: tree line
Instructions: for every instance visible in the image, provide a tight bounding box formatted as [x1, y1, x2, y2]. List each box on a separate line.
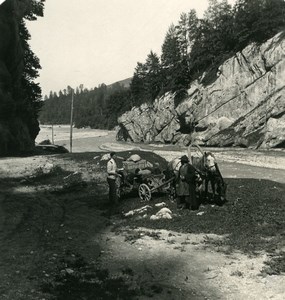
[39, 83, 132, 130]
[39, 0, 285, 129]
[0, 0, 45, 140]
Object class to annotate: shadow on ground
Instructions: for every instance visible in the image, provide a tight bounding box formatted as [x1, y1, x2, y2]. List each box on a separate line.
[119, 178, 285, 256]
[0, 151, 284, 299]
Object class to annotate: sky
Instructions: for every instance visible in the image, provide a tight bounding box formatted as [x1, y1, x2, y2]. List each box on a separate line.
[24, 0, 236, 97]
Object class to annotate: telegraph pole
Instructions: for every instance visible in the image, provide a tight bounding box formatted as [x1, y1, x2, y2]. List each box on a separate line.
[70, 89, 74, 153]
[51, 124, 54, 144]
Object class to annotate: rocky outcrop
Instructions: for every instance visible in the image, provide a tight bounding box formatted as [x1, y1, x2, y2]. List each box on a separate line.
[117, 32, 285, 149]
[0, 0, 39, 156]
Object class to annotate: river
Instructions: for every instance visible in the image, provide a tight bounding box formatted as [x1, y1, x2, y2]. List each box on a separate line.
[36, 125, 285, 183]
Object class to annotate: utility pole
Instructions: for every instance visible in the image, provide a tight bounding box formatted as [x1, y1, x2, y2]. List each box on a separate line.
[51, 124, 54, 144]
[70, 89, 74, 153]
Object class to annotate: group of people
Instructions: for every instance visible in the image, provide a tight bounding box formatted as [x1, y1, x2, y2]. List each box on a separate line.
[106, 152, 200, 211]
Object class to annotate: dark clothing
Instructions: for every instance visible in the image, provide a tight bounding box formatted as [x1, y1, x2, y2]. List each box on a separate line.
[107, 177, 118, 204]
[176, 163, 198, 210]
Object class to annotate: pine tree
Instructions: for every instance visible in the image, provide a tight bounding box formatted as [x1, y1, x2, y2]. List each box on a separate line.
[234, 0, 285, 50]
[144, 51, 162, 101]
[130, 62, 148, 106]
[161, 24, 190, 97]
[17, 0, 45, 139]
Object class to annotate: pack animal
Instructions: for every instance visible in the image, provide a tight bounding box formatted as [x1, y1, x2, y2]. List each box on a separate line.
[167, 145, 227, 203]
[189, 144, 227, 202]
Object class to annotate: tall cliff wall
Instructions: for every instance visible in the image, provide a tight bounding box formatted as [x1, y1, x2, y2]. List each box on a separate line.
[0, 0, 39, 156]
[117, 32, 285, 149]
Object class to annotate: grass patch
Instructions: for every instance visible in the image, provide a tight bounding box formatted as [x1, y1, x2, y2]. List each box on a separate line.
[117, 178, 285, 260]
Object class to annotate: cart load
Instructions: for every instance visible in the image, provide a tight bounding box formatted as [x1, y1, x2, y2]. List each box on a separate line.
[118, 154, 175, 201]
[122, 155, 153, 173]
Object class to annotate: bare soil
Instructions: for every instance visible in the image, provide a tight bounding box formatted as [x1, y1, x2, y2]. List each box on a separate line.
[0, 149, 284, 299]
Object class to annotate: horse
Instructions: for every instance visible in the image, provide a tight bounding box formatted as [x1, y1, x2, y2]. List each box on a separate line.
[167, 144, 227, 203]
[188, 144, 227, 203]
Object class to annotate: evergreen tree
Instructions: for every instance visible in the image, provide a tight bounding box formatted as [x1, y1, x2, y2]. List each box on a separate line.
[176, 13, 189, 59]
[40, 0, 285, 125]
[16, 0, 45, 139]
[130, 62, 148, 106]
[161, 24, 189, 97]
[187, 9, 199, 49]
[106, 89, 131, 129]
[234, 0, 285, 50]
[144, 51, 162, 101]
[189, 0, 234, 81]
[161, 24, 181, 70]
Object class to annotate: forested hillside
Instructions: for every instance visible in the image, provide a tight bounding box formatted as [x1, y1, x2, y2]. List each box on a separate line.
[0, 0, 44, 155]
[39, 82, 132, 129]
[39, 0, 285, 130]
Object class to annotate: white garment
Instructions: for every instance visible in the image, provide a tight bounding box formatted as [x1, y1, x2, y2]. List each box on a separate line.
[107, 158, 117, 179]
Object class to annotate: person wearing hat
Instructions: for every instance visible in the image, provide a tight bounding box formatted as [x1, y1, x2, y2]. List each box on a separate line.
[107, 152, 121, 205]
[176, 155, 198, 210]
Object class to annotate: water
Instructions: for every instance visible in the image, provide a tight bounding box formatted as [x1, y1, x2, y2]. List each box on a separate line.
[36, 125, 115, 152]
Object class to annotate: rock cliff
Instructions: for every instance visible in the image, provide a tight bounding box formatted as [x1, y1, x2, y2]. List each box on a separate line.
[0, 0, 39, 156]
[117, 32, 285, 149]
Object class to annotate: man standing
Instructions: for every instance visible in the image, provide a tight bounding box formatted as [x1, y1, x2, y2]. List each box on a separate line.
[176, 155, 198, 210]
[107, 152, 120, 205]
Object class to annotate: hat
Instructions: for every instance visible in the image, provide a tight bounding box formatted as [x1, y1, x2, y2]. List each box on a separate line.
[180, 155, 189, 163]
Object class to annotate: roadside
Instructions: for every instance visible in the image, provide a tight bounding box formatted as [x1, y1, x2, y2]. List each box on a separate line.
[36, 125, 285, 171]
[100, 141, 285, 171]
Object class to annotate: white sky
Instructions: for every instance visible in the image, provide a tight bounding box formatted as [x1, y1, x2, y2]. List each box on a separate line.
[25, 0, 236, 97]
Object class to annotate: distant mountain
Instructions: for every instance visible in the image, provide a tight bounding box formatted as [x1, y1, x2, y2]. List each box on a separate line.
[39, 76, 133, 130]
[108, 77, 132, 89]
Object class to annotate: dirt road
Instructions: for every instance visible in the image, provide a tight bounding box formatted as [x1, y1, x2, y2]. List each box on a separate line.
[0, 150, 284, 299]
[99, 227, 284, 300]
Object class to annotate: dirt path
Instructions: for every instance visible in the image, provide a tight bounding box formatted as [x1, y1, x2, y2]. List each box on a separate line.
[0, 152, 284, 299]
[98, 227, 285, 300]
[94, 146, 284, 299]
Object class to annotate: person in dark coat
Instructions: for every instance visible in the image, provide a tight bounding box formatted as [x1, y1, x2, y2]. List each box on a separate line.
[176, 155, 198, 210]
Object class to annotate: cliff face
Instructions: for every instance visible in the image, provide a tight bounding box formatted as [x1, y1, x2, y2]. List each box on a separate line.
[117, 32, 285, 149]
[0, 0, 39, 156]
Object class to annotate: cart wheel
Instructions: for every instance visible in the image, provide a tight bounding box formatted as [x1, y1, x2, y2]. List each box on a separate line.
[138, 183, 151, 201]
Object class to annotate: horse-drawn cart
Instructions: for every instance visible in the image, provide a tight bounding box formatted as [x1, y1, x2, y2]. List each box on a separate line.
[117, 158, 175, 201]
[138, 175, 175, 201]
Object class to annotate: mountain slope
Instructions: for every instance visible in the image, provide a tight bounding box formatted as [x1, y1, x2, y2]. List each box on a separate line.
[117, 32, 285, 149]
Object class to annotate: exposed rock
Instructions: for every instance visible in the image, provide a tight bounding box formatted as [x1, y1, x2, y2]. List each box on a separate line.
[0, 0, 39, 156]
[118, 93, 182, 144]
[117, 32, 285, 149]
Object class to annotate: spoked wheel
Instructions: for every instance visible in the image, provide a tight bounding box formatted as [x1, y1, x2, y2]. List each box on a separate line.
[138, 183, 151, 201]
